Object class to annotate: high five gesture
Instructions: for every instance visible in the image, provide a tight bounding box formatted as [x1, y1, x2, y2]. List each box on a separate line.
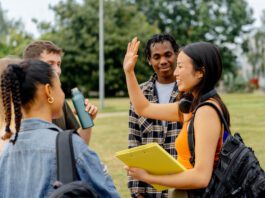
[122, 37, 180, 122]
[123, 37, 140, 73]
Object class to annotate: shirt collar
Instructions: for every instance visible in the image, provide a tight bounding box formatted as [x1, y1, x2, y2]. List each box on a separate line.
[19, 118, 62, 132]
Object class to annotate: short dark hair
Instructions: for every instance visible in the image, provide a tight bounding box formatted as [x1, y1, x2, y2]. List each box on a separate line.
[144, 34, 179, 60]
[23, 40, 63, 59]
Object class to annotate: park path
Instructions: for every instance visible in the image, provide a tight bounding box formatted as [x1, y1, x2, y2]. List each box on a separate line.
[97, 111, 127, 118]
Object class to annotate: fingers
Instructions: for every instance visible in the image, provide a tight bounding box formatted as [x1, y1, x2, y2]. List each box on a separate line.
[132, 37, 140, 54]
[127, 37, 140, 53]
[124, 165, 129, 171]
[123, 37, 140, 73]
[125, 166, 133, 176]
[126, 167, 140, 178]
[132, 37, 138, 43]
[134, 40, 140, 54]
[84, 99, 98, 117]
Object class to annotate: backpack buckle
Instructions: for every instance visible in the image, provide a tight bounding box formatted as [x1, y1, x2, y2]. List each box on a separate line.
[231, 187, 242, 195]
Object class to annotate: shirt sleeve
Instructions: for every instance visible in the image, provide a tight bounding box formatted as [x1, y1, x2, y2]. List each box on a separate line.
[72, 134, 121, 198]
[128, 104, 142, 149]
[128, 103, 150, 197]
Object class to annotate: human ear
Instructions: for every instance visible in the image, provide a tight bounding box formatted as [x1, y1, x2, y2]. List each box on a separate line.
[44, 84, 53, 99]
[148, 60, 151, 66]
[196, 67, 205, 79]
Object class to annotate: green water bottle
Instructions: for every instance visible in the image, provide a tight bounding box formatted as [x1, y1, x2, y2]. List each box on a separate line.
[71, 87, 94, 129]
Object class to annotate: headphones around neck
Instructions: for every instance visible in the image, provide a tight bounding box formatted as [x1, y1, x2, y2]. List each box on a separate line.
[179, 89, 217, 113]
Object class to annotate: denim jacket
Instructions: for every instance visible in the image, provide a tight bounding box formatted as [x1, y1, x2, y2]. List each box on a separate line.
[0, 118, 120, 198]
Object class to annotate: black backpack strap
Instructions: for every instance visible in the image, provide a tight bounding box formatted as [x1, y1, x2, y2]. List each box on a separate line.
[56, 129, 79, 184]
[188, 102, 230, 166]
[188, 118, 196, 166]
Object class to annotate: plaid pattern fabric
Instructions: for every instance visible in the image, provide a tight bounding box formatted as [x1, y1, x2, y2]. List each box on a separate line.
[128, 74, 182, 198]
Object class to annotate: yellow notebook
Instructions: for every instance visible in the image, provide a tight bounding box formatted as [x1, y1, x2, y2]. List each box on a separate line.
[115, 143, 186, 191]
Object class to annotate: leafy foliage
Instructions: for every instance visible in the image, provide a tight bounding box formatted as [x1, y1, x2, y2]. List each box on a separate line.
[44, 0, 253, 96]
[128, 0, 254, 75]
[39, 0, 159, 96]
[0, 3, 32, 57]
[245, 10, 265, 78]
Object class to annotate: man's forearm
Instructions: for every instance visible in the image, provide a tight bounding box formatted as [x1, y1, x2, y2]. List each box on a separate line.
[77, 127, 92, 145]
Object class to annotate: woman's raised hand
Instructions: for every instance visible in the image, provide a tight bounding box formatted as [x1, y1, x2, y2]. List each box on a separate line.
[123, 37, 140, 74]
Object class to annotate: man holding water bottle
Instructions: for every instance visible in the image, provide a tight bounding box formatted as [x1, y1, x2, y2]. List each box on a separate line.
[23, 40, 97, 145]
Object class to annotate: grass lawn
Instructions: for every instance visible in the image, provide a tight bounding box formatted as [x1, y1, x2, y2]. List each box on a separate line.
[74, 93, 265, 197]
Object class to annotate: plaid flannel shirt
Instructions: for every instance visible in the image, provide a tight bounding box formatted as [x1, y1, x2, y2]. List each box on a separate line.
[128, 74, 182, 198]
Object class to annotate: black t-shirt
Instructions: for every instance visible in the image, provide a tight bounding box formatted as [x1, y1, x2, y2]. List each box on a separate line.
[52, 100, 80, 130]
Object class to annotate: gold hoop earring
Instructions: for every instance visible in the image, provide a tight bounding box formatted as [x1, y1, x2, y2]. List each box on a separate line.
[48, 96, 54, 104]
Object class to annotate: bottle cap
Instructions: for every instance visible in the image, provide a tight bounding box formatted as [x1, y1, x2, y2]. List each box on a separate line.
[71, 87, 80, 95]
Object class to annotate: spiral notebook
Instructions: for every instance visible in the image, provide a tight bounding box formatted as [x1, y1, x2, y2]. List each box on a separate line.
[115, 142, 186, 191]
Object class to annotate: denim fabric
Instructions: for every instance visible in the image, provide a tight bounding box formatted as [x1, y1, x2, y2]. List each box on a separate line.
[0, 118, 120, 198]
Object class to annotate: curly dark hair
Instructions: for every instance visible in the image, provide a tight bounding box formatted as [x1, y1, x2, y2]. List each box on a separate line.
[144, 34, 179, 61]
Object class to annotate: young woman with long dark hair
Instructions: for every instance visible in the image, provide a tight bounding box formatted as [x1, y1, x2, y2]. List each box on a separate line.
[123, 38, 230, 196]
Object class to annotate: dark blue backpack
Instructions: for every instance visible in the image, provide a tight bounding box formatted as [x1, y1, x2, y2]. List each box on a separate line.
[49, 130, 99, 198]
[188, 102, 265, 198]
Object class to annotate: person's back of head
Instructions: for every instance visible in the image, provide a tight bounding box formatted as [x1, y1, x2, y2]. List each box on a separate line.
[0, 57, 21, 139]
[144, 33, 179, 61]
[0, 59, 57, 143]
[23, 40, 63, 59]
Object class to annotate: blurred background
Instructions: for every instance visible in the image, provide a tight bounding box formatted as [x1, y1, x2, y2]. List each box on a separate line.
[1, 0, 265, 97]
[1, 1, 265, 197]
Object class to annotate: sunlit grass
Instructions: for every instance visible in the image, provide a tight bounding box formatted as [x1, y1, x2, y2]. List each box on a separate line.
[71, 93, 265, 197]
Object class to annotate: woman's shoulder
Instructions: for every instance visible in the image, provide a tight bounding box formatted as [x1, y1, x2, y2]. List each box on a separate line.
[197, 99, 222, 113]
[194, 99, 223, 121]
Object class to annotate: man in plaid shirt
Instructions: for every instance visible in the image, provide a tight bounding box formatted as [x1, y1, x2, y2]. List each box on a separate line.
[128, 34, 182, 198]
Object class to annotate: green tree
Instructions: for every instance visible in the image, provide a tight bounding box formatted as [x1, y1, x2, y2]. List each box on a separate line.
[246, 31, 265, 77]
[127, 0, 254, 75]
[0, 4, 8, 41]
[38, 0, 159, 96]
[245, 10, 265, 78]
[0, 3, 32, 57]
[0, 3, 12, 57]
